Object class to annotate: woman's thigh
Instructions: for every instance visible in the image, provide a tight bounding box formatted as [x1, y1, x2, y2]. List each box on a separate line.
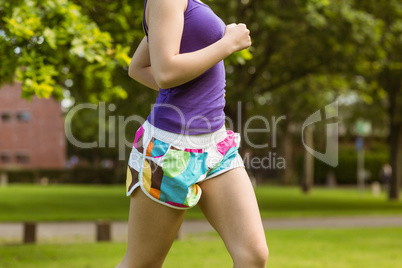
[197, 167, 268, 264]
[119, 188, 186, 268]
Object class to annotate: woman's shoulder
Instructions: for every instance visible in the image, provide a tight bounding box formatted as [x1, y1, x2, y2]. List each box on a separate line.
[145, 0, 188, 32]
[147, 0, 188, 12]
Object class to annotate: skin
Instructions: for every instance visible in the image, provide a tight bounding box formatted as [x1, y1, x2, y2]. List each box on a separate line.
[197, 167, 269, 268]
[129, 37, 159, 91]
[119, 0, 268, 267]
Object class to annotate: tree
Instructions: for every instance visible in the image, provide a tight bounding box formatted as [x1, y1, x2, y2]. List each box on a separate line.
[0, 0, 156, 164]
[210, 0, 400, 198]
[0, 0, 133, 100]
[351, 0, 402, 200]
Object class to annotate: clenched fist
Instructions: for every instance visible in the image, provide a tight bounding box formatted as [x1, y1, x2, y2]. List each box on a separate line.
[223, 23, 251, 53]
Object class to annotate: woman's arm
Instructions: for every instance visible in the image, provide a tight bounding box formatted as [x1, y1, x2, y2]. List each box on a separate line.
[147, 0, 251, 89]
[128, 36, 160, 91]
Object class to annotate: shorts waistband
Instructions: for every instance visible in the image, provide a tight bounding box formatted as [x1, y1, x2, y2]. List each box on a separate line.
[142, 120, 228, 149]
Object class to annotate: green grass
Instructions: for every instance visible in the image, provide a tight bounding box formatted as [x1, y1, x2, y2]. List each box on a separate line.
[255, 186, 402, 218]
[0, 184, 401, 222]
[1, 227, 401, 268]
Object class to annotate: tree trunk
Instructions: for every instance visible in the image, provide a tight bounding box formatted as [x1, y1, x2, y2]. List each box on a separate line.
[302, 126, 314, 193]
[281, 123, 293, 184]
[389, 120, 401, 200]
[383, 68, 402, 201]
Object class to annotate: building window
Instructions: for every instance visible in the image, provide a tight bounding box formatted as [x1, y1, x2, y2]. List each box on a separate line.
[0, 152, 11, 163]
[1, 112, 11, 122]
[16, 152, 30, 164]
[16, 111, 31, 122]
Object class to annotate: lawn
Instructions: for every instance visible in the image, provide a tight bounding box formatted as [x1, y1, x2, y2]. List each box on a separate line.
[0, 184, 401, 222]
[0, 227, 401, 268]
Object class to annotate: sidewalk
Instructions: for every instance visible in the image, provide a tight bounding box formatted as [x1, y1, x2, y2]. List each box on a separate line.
[1, 216, 402, 244]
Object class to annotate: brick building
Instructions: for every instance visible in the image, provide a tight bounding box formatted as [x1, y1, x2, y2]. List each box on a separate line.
[0, 83, 66, 169]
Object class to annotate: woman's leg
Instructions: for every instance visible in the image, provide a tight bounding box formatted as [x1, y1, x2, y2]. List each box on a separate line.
[116, 188, 186, 268]
[198, 167, 269, 268]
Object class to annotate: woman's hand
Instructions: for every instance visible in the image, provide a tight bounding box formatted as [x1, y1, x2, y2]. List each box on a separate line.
[223, 23, 251, 53]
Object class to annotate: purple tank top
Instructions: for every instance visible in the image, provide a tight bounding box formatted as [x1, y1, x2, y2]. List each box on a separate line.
[143, 0, 226, 135]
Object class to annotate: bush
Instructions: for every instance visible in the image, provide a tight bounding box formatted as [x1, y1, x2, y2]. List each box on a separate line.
[296, 148, 389, 185]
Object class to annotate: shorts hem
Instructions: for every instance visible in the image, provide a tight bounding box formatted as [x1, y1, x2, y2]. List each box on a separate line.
[126, 181, 140, 197]
[127, 179, 201, 210]
[202, 165, 246, 183]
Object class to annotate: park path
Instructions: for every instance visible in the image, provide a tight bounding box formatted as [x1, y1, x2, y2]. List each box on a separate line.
[1, 216, 402, 244]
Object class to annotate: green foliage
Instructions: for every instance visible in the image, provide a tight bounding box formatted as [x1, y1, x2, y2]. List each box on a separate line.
[226, 48, 253, 66]
[0, 0, 132, 101]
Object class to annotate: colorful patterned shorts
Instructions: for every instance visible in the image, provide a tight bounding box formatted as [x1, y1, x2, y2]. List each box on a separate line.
[126, 120, 244, 210]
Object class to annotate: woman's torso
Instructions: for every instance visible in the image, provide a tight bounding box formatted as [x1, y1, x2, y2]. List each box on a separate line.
[144, 0, 227, 135]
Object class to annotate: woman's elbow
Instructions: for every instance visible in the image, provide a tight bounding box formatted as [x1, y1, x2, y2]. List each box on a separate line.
[129, 65, 145, 84]
[153, 70, 177, 89]
[128, 65, 136, 79]
[154, 76, 170, 90]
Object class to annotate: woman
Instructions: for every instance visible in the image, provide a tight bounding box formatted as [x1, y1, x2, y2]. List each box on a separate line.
[116, 0, 268, 267]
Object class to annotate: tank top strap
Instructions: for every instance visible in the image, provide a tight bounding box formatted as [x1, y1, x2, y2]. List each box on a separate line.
[142, 0, 149, 37]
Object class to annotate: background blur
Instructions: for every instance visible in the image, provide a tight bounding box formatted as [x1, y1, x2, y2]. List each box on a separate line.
[0, 0, 402, 267]
[0, 0, 400, 197]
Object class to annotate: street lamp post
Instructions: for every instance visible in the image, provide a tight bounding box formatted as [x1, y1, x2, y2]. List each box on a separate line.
[354, 119, 372, 193]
